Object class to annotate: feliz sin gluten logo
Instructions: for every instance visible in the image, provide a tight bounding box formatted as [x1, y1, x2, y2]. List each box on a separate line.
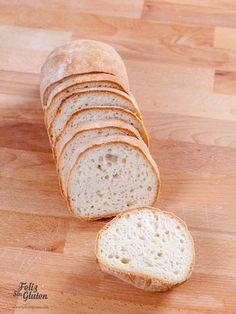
[13, 282, 48, 302]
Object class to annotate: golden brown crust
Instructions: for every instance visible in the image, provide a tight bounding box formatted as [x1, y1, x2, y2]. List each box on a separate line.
[95, 206, 195, 291]
[48, 106, 149, 146]
[40, 40, 130, 104]
[45, 87, 143, 130]
[65, 136, 160, 219]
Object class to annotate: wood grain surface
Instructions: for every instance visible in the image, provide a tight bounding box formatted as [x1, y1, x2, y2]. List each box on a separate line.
[0, 1, 236, 313]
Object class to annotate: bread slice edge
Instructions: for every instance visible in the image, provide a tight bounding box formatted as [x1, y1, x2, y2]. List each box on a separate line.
[53, 119, 142, 161]
[46, 87, 143, 132]
[45, 74, 129, 109]
[48, 106, 149, 146]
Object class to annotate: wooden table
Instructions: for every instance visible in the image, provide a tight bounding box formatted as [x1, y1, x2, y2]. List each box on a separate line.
[0, 1, 236, 313]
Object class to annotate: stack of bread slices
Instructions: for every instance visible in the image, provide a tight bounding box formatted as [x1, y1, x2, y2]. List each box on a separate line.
[40, 40, 194, 291]
[41, 40, 160, 220]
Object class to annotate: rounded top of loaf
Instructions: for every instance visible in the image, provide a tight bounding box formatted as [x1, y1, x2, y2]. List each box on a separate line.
[40, 40, 129, 102]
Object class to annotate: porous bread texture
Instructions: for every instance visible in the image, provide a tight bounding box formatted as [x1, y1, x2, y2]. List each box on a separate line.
[53, 107, 149, 150]
[58, 122, 140, 196]
[47, 88, 142, 136]
[40, 40, 129, 104]
[96, 207, 195, 291]
[45, 73, 127, 108]
[67, 135, 160, 219]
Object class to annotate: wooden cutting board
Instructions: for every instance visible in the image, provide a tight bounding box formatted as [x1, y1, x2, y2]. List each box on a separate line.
[0, 1, 236, 313]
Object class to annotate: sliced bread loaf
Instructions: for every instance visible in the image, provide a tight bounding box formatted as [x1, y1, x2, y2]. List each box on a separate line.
[45, 73, 128, 109]
[40, 40, 129, 105]
[96, 207, 195, 291]
[53, 107, 149, 152]
[66, 135, 160, 219]
[57, 121, 141, 196]
[46, 88, 142, 131]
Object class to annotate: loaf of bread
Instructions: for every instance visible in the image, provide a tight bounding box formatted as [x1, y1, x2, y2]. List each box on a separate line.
[66, 136, 160, 219]
[96, 207, 195, 291]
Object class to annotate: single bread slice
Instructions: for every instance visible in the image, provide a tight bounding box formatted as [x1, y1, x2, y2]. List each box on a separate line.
[53, 107, 149, 152]
[40, 40, 129, 105]
[57, 120, 141, 196]
[46, 88, 142, 132]
[45, 74, 126, 111]
[96, 207, 195, 291]
[66, 135, 160, 219]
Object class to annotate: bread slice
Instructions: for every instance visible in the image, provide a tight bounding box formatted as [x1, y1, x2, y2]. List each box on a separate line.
[96, 207, 195, 291]
[57, 121, 141, 196]
[53, 107, 149, 151]
[66, 135, 160, 219]
[44, 73, 128, 109]
[46, 88, 142, 132]
[40, 40, 129, 105]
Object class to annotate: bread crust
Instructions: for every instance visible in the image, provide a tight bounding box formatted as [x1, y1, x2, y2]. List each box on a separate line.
[40, 40, 129, 105]
[66, 136, 160, 219]
[48, 106, 149, 146]
[45, 87, 142, 129]
[95, 206, 195, 291]
[44, 73, 129, 109]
